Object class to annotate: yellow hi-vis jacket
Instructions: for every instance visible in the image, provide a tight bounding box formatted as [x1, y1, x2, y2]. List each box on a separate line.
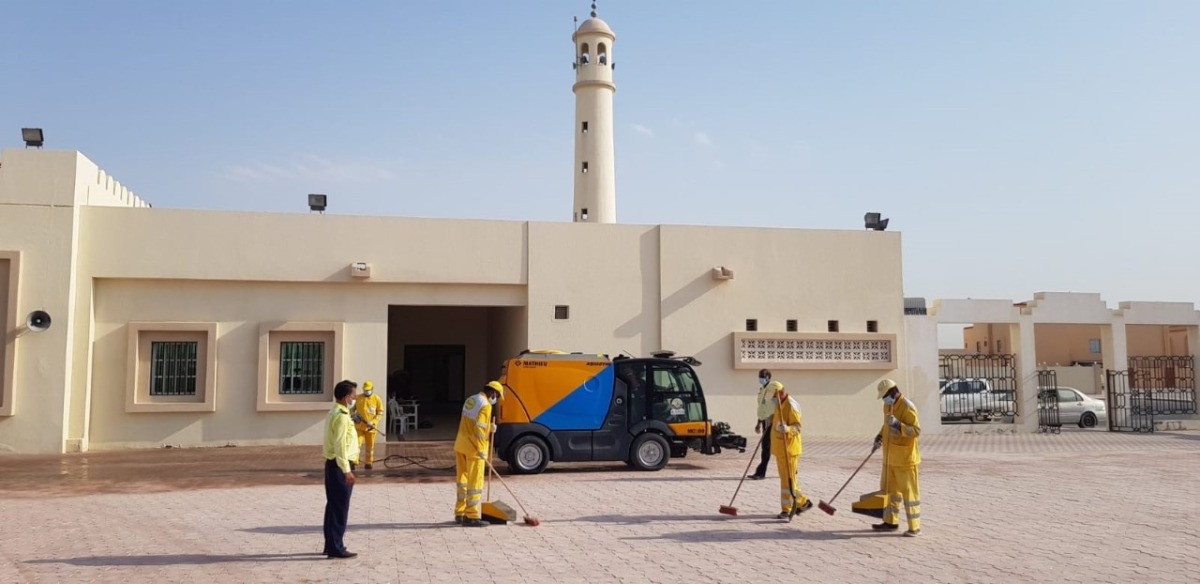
[882, 393, 921, 466]
[769, 395, 803, 458]
[355, 392, 384, 433]
[454, 392, 493, 458]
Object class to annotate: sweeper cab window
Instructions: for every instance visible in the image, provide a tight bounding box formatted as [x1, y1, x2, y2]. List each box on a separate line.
[649, 364, 705, 423]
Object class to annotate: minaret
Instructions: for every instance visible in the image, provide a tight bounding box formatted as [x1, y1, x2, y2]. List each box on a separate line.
[572, 2, 616, 223]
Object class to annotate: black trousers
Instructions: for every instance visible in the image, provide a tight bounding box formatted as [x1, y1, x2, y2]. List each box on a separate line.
[753, 417, 773, 477]
[323, 459, 354, 554]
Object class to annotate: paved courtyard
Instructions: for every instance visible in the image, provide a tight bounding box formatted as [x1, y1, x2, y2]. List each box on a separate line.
[2, 429, 1198, 583]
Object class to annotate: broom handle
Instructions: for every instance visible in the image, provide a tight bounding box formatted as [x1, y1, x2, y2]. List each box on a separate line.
[828, 444, 879, 503]
[726, 429, 765, 505]
[486, 416, 496, 501]
[483, 457, 533, 517]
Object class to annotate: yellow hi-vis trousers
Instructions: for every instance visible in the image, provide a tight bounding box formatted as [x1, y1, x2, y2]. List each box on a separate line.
[357, 426, 378, 465]
[454, 452, 486, 520]
[883, 465, 921, 531]
[776, 453, 809, 513]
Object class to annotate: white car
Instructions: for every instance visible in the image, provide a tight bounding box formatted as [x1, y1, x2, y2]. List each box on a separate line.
[1038, 386, 1107, 428]
[939, 378, 1017, 422]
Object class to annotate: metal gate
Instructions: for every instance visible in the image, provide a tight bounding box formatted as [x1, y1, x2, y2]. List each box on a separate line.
[1036, 369, 1060, 434]
[1106, 370, 1154, 433]
[1128, 356, 1196, 415]
[938, 354, 1018, 423]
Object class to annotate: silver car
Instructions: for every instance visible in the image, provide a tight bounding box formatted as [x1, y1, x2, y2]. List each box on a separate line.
[1039, 387, 1108, 428]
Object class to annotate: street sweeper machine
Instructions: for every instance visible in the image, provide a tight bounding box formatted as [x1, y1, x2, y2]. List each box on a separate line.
[493, 350, 746, 474]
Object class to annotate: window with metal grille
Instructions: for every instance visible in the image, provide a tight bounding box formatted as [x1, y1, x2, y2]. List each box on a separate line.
[746, 319, 758, 332]
[827, 320, 839, 333]
[867, 320, 878, 333]
[786, 319, 797, 332]
[279, 341, 325, 394]
[554, 305, 570, 320]
[149, 341, 198, 396]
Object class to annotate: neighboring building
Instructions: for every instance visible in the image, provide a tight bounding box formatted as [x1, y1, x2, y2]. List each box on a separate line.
[926, 293, 1200, 414]
[0, 13, 918, 454]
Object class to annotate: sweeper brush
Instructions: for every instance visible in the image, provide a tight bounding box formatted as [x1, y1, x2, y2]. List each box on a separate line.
[484, 458, 541, 526]
[718, 431, 765, 516]
[818, 443, 878, 515]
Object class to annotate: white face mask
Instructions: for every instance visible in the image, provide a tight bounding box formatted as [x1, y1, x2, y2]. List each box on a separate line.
[488, 396, 498, 406]
[759, 377, 768, 386]
[883, 396, 896, 406]
[364, 390, 372, 396]
[348, 399, 357, 409]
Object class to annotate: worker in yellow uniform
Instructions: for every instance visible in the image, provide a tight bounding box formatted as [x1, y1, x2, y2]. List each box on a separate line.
[872, 378, 922, 536]
[768, 381, 812, 520]
[355, 381, 384, 470]
[454, 381, 504, 527]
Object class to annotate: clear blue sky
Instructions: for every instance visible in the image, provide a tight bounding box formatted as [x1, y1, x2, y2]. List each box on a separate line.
[3, 1, 1198, 312]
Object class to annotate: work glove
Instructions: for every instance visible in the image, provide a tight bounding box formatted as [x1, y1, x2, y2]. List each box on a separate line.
[873, 434, 883, 448]
[775, 423, 786, 433]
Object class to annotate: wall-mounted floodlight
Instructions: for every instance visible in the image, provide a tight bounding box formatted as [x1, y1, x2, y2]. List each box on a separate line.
[711, 266, 734, 281]
[22, 128, 44, 148]
[864, 212, 889, 231]
[308, 194, 327, 213]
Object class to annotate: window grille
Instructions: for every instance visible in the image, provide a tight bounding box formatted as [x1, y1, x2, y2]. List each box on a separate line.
[280, 341, 325, 394]
[149, 341, 198, 396]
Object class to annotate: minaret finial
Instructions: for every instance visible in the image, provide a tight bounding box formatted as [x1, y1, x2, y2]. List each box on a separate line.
[590, 2, 597, 18]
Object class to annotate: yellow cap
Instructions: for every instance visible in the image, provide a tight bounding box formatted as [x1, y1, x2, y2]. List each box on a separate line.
[766, 380, 785, 395]
[876, 379, 897, 399]
[363, 381, 373, 391]
[485, 380, 505, 400]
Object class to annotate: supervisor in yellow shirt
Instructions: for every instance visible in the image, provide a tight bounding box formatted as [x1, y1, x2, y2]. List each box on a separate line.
[323, 381, 360, 558]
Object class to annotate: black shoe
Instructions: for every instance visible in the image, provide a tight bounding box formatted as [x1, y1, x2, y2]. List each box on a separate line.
[748, 474, 766, 481]
[364, 463, 373, 470]
[871, 522, 900, 531]
[327, 550, 358, 559]
[775, 511, 791, 520]
[462, 518, 489, 528]
[792, 500, 813, 515]
[454, 515, 464, 525]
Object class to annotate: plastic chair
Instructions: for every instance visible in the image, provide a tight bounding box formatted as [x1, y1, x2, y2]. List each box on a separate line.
[388, 398, 417, 435]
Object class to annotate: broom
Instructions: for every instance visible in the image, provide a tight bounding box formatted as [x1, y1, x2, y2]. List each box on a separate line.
[718, 428, 765, 516]
[817, 443, 879, 515]
[482, 457, 541, 526]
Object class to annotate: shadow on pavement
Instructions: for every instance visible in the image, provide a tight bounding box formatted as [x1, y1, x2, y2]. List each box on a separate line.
[574, 513, 765, 524]
[622, 529, 880, 543]
[26, 552, 326, 566]
[242, 522, 459, 535]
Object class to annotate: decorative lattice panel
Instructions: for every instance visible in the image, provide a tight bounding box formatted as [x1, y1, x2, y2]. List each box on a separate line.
[735, 335, 895, 369]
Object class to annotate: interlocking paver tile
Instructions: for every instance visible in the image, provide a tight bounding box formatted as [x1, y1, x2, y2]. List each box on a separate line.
[2, 431, 1200, 582]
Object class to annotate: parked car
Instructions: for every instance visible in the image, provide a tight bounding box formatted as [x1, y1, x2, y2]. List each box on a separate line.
[940, 378, 1017, 422]
[1038, 386, 1107, 428]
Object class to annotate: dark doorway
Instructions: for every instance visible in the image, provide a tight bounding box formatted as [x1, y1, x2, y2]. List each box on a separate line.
[403, 345, 466, 405]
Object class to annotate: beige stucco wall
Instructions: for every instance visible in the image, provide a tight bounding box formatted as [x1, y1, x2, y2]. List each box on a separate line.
[655, 226, 906, 438]
[0, 150, 89, 453]
[89, 279, 524, 450]
[963, 323, 1016, 354]
[1034, 324, 1105, 365]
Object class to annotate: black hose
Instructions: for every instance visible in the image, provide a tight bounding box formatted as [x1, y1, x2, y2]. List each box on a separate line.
[379, 454, 455, 471]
